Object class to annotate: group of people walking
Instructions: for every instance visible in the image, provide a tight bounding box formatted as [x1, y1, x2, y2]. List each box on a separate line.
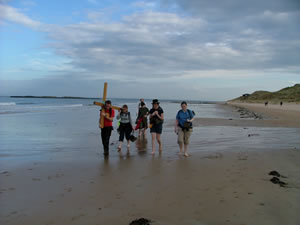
[99, 99, 194, 157]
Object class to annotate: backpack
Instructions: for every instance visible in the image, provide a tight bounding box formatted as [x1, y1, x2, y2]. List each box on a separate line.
[179, 109, 195, 130]
[187, 109, 195, 118]
[180, 109, 195, 119]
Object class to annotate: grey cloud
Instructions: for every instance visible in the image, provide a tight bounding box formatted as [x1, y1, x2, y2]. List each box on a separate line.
[2, 0, 300, 100]
[39, 0, 299, 81]
[160, 0, 300, 18]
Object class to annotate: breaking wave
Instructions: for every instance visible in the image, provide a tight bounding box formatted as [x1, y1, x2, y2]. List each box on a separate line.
[0, 102, 16, 106]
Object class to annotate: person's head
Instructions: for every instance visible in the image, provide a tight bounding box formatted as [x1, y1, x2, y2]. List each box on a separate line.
[140, 98, 144, 102]
[140, 102, 145, 107]
[181, 101, 187, 111]
[105, 100, 111, 109]
[152, 99, 160, 109]
[121, 104, 128, 112]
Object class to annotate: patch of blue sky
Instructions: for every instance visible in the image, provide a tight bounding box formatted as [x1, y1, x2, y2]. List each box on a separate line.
[84, 0, 162, 23]
[1, 52, 73, 80]
[7, 0, 161, 25]
[0, 23, 45, 67]
[1, 32, 72, 80]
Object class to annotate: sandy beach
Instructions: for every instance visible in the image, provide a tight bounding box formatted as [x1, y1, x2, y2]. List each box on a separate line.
[1, 147, 300, 225]
[193, 102, 300, 128]
[1, 102, 300, 225]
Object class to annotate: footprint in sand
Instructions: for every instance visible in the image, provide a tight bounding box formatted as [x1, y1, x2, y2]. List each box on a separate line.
[116, 194, 122, 199]
[7, 211, 18, 217]
[55, 173, 64, 178]
[65, 188, 72, 192]
[202, 153, 223, 159]
[71, 214, 86, 221]
[238, 155, 248, 160]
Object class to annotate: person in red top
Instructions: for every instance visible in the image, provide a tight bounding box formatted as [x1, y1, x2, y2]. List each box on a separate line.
[99, 100, 115, 156]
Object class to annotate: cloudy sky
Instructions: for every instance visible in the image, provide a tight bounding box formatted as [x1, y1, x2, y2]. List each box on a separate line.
[0, 0, 300, 100]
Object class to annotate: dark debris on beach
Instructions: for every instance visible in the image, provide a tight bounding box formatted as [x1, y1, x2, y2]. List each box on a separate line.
[129, 218, 152, 225]
[269, 170, 287, 178]
[268, 170, 288, 187]
[235, 106, 263, 119]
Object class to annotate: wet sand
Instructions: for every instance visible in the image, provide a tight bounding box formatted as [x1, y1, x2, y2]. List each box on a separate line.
[1, 132, 300, 225]
[1, 150, 300, 225]
[1, 103, 300, 225]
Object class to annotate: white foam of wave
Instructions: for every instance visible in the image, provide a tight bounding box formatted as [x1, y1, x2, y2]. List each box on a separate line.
[0, 102, 16, 106]
[37, 104, 84, 109]
[62, 104, 83, 107]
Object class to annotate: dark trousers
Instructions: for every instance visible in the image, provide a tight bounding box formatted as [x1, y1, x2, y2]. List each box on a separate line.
[101, 126, 113, 155]
[119, 123, 132, 142]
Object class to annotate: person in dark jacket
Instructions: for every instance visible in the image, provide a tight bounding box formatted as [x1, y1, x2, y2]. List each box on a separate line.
[149, 99, 164, 155]
[136, 102, 149, 138]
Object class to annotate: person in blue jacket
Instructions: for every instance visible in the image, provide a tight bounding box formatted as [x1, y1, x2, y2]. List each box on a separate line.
[175, 101, 195, 157]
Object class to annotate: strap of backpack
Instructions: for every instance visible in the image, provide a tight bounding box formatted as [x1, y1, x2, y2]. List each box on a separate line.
[187, 109, 193, 119]
[128, 111, 132, 125]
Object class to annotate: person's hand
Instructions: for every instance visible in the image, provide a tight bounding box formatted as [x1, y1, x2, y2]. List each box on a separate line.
[187, 119, 191, 122]
[174, 127, 178, 134]
[101, 111, 106, 117]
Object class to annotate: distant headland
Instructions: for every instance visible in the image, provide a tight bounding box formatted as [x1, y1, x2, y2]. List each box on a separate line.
[229, 84, 300, 103]
[10, 96, 98, 100]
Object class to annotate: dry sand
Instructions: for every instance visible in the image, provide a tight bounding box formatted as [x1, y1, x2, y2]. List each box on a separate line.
[1, 103, 300, 225]
[193, 102, 300, 128]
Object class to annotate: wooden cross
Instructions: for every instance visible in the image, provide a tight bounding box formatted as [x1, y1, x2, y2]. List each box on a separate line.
[94, 82, 121, 128]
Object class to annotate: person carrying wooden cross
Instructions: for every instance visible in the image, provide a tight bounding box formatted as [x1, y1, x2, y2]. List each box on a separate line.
[94, 82, 120, 157]
[99, 100, 115, 156]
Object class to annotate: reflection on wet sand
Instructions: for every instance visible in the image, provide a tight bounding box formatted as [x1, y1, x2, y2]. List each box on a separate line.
[118, 150, 131, 161]
[135, 137, 148, 155]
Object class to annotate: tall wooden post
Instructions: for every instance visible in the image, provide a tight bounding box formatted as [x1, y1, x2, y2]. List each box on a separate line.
[99, 82, 108, 128]
[94, 82, 120, 128]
